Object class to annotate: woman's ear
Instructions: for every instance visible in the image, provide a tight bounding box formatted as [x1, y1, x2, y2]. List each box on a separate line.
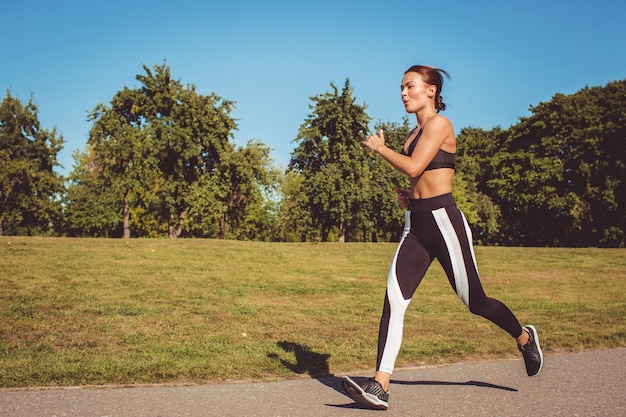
[427, 84, 437, 99]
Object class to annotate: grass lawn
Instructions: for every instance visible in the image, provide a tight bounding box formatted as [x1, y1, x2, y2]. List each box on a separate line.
[1, 237, 624, 388]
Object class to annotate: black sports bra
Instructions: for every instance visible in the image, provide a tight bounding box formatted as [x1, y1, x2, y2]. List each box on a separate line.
[400, 128, 456, 171]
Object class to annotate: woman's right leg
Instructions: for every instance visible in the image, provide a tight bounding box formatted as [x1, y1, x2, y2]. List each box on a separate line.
[376, 212, 432, 383]
[342, 211, 434, 409]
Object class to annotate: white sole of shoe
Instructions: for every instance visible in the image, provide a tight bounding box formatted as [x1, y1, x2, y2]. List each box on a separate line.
[526, 324, 544, 377]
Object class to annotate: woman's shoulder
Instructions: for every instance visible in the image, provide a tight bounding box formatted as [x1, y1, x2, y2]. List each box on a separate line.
[432, 114, 453, 127]
[424, 114, 454, 134]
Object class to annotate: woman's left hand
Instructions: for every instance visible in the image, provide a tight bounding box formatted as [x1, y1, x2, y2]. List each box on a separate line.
[396, 188, 410, 209]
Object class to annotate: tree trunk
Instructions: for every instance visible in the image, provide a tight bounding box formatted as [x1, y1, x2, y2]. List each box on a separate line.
[338, 222, 345, 243]
[220, 195, 235, 239]
[176, 210, 185, 238]
[168, 210, 186, 238]
[123, 193, 130, 239]
[219, 213, 226, 239]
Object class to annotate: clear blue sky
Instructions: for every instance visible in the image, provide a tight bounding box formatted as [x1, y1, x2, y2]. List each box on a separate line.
[3, 0, 625, 175]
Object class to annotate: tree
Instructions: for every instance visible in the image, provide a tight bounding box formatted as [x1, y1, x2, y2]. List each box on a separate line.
[64, 148, 124, 237]
[455, 127, 506, 244]
[288, 79, 372, 242]
[0, 91, 64, 236]
[81, 85, 160, 239]
[81, 62, 237, 238]
[186, 140, 279, 240]
[455, 80, 626, 247]
[487, 80, 626, 246]
[274, 170, 314, 241]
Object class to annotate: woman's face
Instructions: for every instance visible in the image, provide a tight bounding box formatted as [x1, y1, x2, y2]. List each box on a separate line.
[400, 72, 434, 114]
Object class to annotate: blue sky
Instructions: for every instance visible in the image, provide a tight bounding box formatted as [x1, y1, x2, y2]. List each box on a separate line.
[3, 0, 625, 175]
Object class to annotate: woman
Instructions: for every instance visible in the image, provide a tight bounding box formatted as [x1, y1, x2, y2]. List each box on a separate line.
[341, 65, 543, 410]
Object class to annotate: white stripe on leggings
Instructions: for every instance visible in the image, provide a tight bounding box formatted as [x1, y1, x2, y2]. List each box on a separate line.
[432, 207, 470, 308]
[378, 211, 413, 374]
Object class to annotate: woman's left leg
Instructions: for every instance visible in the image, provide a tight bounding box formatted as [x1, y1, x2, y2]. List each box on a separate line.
[430, 203, 544, 376]
[430, 204, 524, 338]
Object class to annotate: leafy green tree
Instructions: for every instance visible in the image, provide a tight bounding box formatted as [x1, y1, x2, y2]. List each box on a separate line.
[455, 80, 626, 247]
[488, 80, 625, 246]
[274, 170, 315, 241]
[186, 140, 279, 240]
[142, 67, 237, 238]
[289, 79, 372, 242]
[65, 148, 123, 237]
[223, 141, 280, 241]
[455, 127, 506, 244]
[80, 83, 160, 238]
[81, 62, 237, 238]
[0, 92, 64, 236]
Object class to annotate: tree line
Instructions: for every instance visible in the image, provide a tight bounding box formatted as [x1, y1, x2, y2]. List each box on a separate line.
[1, 62, 624, 246]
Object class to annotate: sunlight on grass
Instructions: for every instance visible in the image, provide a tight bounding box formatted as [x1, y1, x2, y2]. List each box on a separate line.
[1, 238, 624, 388]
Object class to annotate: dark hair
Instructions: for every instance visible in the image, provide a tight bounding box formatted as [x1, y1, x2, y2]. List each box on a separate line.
[405, 65, 451, 112]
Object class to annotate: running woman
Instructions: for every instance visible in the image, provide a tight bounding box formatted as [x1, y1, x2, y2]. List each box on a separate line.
[342, 65, 543, 410]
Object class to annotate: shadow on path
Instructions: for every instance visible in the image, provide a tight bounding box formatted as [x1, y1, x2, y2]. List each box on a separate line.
[267, 341, 517, 412]
[267, 340, 332, 378]
[267, 341, 347, 396]
[392, 379, 517, 392]
[326, 376, 517, 410]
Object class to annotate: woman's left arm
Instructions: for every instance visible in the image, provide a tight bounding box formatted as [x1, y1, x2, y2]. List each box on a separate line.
[364, 116, 453, 179]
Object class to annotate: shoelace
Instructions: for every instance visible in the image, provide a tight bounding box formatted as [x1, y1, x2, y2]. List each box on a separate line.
[521, 341, 539, 358]
[361, 379, 389, 399]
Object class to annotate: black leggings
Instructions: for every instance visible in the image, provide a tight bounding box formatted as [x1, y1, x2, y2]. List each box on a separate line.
[376, 193, 523, 374]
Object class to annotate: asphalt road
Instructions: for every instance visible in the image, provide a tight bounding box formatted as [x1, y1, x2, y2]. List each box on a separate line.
[1, 348, 624, 417]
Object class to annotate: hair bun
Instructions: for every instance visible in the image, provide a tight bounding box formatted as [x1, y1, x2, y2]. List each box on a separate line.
[436, 95, 447, 112]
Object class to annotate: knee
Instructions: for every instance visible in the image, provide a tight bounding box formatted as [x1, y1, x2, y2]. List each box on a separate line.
[469, 304, 488, 317]
[468, 297, 490, 317]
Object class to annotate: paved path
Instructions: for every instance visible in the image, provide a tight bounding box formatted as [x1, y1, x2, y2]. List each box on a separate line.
[1, 348, 624, 416]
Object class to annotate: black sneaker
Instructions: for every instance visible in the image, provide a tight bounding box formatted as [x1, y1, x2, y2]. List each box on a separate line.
[518, 325, 544, 377]
[342, 376, 389, 410]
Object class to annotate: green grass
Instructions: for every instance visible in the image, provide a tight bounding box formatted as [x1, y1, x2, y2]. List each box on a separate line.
[1, 237, 624, 388]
